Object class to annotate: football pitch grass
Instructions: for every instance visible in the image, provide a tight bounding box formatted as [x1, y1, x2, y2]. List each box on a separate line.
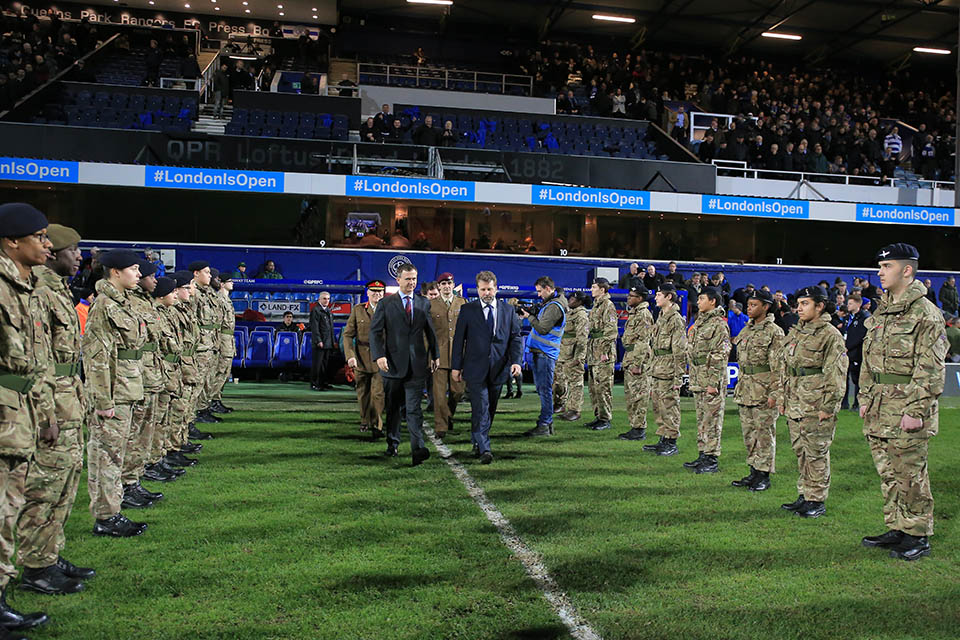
[19, 382, 960, 640]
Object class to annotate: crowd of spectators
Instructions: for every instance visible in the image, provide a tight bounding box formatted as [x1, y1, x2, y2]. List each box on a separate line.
[521, 43, 955, 181]
[0, 12, 100, 111]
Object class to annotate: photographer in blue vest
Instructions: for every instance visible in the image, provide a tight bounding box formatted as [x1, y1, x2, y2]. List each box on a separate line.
[517, 276, 568, 437]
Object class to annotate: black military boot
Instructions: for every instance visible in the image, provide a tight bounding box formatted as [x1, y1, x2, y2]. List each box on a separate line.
[134, 483, 163, 502]
[180, 441, 203, 454]
[165, 451, 198, 467]
[618, 428, 646, 441]
[861, 530, 904, 548]
[0, 625, 29, 640]
[19, 565, 84, 595]
[583, 418, 601, 429]
[748, 471, 771, 492]
[0, 588, 48, 630]
[55, 557, 95, 580]
[92, 514, 147, 538]
[731, 466, 757, 487]
[683, 452, 706, 469]
[211, 400, 233, 414]
[524, 423, 553, 437]
[158, 459, 186, 476]
[781, 495, 805, 511]
[142, 463, 176, 483]
[590, 421, 611, 431]
[121, 485, 153, 509]
[189, 424, 213, 440]
[694, 455, 720, 474]
[795, 500, 826, 518]
[656, 438, 678, 456]
[201, 409, 223, 423]
[642, 436, 666, 452]
[194, 410, 218, 424]
[889, 534, 930, 561]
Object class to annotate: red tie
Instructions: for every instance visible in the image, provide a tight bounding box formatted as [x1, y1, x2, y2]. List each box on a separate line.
[405, 296, 412, 322]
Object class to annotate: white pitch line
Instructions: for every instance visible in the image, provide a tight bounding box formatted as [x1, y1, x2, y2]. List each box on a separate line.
[426, 431, 603, 640]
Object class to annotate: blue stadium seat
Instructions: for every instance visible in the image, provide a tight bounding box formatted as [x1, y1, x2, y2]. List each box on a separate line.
[273, 331, 300, 367]
[250, 291, 270, 300]
[233, 331, 246, 368]
[245, 332, 273, 367]
[299, 333, 312, 367]
[232, 300, 249, 313]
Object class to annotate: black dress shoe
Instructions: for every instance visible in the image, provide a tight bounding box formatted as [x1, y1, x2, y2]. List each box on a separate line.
[142, 465, 176, 483]
[158, 460, 185, 476]
[384, 446, 398, 457]
[862, 530, 904, 548]
[479, 451, 494, 464]
[120, 487, 153, 510]
[0, 588, 48, 630]
[92, 514, 147, 538]
[694, 455, 720, 474]
[56, 557, 95, 580]
[618, 428, 646, 441]
[165, 452, 198, 467]
[180, 442, 202, 453]
[19, 565, 84, 595]
[189, 425, 213, 440]
[503, 391, 514, 399]
[412, 447, 430, 467]
[889, 534, 931, 561]
[795, 501, 826, 518]
[781, 495, 806, 511]
[684, 452, 706, 469]
[590, 421, 611, 431]
[134, 483, 163, 502]
[732, 467, 757, 487]
[748, 471, 771, 492]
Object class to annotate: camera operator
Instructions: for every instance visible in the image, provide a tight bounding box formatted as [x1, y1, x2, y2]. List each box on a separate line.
[517, 276, 567, 437]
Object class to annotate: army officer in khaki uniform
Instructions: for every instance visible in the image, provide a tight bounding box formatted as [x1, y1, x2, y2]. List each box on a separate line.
[343, 280, 386, 438]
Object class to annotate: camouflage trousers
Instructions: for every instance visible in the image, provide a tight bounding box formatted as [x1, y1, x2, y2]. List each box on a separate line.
[737, 404, 778, 473]
[122, 392, 158, 485]
[623, 368, 650, 430]
[195, 349, 217, 410]
[588, 361, 614, 421]
[87, 402, 136, 520]
[554, 358, 585, 413]
[432, 369, 464, 433]
[693, 390, 724, 456]
[354, 369, 384, 432]
[151, 392, 173, 463]
[0, 456, 28, 590]
[17, 427, 84, 568]
[652, 378, 681, 439]
[214, 335, 235, 403]
[787, 415, 836, 502]
[169, 384, 199, 450]
[867, 435, 934, 537]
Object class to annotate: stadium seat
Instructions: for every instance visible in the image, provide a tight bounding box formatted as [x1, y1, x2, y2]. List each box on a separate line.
[245, 332, 273, 367]
[299, 333, 312, 367]
[273, 331, 300, 367]
[233, 331, 246, 368]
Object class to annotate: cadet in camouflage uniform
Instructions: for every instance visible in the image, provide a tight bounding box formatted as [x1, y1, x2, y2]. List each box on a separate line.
[343, 280, 386, 437]
[731, 289, 784, 492]
[120, 260, 164, 510]
[143, 276, 185, 483]
[585, 278, 618, 431]
[643, 283, 687, 456]
[84, 249, 150, 538]
[165, 271, 200, 469]
[190, 261, 222, 427]
[0, 203, 56, 629]
[683, 287, 731, 474]
[778, 285, 848, 519]
[618, 285, 654, 441]
[859, 243, 947, 561]
[209, 272, 236, 416]
[19, 224, 96, 596]
[557, 291, 589, 422]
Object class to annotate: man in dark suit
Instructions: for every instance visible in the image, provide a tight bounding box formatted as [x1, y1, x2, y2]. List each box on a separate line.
[451, 270, 523, 464]
[842, 292, 869, 410]
[309, 291, 334, 390]
[370, 263, 439, 466]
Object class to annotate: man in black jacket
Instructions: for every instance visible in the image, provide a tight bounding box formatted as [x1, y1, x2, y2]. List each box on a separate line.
[309, 291, 334, 391]
[842, 293, 869, 410]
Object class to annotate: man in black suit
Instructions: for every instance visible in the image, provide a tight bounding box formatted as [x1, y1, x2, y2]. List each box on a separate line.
[370, 263, 439, 466]
[842, 292, 869, 410]
[451, 270, 523, 464]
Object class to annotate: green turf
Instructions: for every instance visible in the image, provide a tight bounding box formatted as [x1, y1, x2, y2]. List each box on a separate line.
[14, 381, 959, 640]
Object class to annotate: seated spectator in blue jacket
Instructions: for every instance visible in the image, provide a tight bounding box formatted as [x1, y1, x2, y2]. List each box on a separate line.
[728, 301, 748, 338]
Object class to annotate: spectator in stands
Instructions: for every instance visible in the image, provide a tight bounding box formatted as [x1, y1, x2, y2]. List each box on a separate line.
[880, 145, 897, 179]
[556, 91, 573, 114]
[300, 74, 320, 95]
[810, 143, 829, 174]
[278, 311, 306, 337]
[383, 118, 409, 144]
[440, 120, 458, 147]
[861, 278, 881, 301]
[271, 22, 284, 38]
[180, 53, 201, 81]
[618, 262, 642, 290]
[711, 272, 731, 303]
[213, 63, 230, 118]
[728, 301, 748, 339]
[923, 279, 938, 306]
[642, 264, 664, 292]
[829, 277, 848, 301]
[72, 59, 96, 84]
[939, 276, 958, 317]
[359, 117, 381, 143]
[665, 261, 684, 285]
[144, 248, 165, 277]
[230, 262, 248, 279]
[698, 132, 716, 163]
[732, 283, 755, 307]
[231, 60, 253, 95]
[669, 105, 687, 142]
[413, 47, 428, 65]
[257, 260, 284, 279]
[374, 104, 394, 133]
[883, 126, 902, 158]
[413, 115, 442, 147]
[919, 134, 937, 180]
[145, 39, 162, 87]
[945, 315, 960, 362]
[611, 88, 626, 115]
[337, 73, 357, 97]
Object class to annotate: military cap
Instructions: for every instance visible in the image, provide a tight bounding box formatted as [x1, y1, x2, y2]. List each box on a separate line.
[210, 267, 220, 279]
[100, 249, 140, 270]
[137, 259, 158, 278]
[366, 279, 386, 291]
[746, 288, 775, 305]
[875, 243, 919, 262]
[188, 260, 210, 272]
[46, 224, 80, 251]
[220, 272, 232, 283]
[0, 203, 47, 238]
[437, 272, 454, 282]
[152, 276, 176, 298]
[795, 285, 828, 302]
[628, 283, 649, 297]
[172, 270, 193, 288]
[659, 282, 677, 293]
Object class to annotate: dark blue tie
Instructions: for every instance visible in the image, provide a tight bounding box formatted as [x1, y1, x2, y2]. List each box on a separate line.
[485, 304, 494, 335]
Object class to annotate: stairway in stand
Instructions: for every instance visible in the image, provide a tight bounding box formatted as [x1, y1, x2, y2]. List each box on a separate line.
[192, 103, 232, 135]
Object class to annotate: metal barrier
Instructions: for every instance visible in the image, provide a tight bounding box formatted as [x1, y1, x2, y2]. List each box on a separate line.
[690, 111, 758, 143]
[357, 63, 532, 96]
[712, 159, 897, 187]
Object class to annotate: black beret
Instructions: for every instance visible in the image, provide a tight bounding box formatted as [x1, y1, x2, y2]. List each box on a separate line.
[172, 270, 193, 288]
[795, 285, 828, 302]
[659, 282, 677, 293]
[628, 284, 649, 297]
[137, 259, 158, 278]
[100, 249, 140, 270]
[0, 202, 48, 238]
[152, 276, 176, 298]
[747, 289, 774, 305]
[875, 243, 919, 262]
[188, 260, 210, 272]
[210, 267, 220, 279]
[47, 224, 80, 251]
[219, 272, 232, 283]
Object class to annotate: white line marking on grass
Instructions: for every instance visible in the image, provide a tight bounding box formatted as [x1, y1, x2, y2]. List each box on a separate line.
[426, 431, 603, 640]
